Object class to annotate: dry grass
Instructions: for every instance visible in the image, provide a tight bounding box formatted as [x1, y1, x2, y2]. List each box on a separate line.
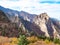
[0, 36, 59, 45]
[28, 40, 58, 45]
[0, 36, 18, 45]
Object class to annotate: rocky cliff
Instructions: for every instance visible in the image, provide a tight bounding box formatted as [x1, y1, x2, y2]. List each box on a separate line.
[33, 13, 60, 38]
[0, 6, 60, 39]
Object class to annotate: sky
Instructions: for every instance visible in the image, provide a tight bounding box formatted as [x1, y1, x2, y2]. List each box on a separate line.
[0, 0, 60, 20]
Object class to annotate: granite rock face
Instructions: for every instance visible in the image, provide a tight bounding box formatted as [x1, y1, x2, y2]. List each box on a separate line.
[33, 13, 60, 38]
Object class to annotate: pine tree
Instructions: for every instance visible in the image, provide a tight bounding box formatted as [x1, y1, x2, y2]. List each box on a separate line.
[18, 35, 29, 45]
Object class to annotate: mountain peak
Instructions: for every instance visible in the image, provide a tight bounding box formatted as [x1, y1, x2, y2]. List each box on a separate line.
[20, 11, 30, 15]
[33, 13, 50, 23]
[20, 11, 25, 12]
[39, 13, 49, 20]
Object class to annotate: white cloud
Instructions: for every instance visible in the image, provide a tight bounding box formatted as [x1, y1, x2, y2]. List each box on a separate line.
[0, 0, 60, 20]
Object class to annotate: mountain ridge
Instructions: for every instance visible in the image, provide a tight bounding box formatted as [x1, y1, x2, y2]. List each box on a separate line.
[0, 6, 60, 39]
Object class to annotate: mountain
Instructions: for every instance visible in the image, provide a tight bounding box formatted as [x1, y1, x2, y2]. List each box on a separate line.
[0, 6, 36, 22]
[33, 13, 60, 38]
[0, 6, 60, 38]
[50, 18, 60, 36]
[0, 10, 28, 37]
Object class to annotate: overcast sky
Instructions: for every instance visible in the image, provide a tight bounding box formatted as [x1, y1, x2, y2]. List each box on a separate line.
[0, 0, 60, 20]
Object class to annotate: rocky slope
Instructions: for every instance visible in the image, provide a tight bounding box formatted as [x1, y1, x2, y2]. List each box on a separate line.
[0, 6, 60, 38]
[33, 13, 60, 38]
[0, 10, 28, 37]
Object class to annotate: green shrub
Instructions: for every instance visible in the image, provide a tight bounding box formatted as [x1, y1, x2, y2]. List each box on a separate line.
[53, 38, 60, 44]
[45, 39, 50, 44]
[18, 35, 29, 45]
[38, 35, 46, 40]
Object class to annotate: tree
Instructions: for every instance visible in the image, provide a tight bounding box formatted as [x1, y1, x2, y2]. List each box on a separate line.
[18, 35, 29, 45]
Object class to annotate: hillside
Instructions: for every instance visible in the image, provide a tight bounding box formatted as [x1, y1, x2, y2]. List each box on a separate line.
[0, 10, 28, 37]
[0, 6, 60, 39]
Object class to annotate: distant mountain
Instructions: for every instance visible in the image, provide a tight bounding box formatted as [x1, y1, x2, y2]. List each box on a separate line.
[0, 6, 36, 22]
[50, 18, 60, 36]
[0, 6, 60, 38]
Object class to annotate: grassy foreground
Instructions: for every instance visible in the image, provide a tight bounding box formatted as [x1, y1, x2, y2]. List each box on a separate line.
[0, 35, 59, 45]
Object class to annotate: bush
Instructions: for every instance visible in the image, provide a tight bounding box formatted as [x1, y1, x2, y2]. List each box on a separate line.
[10, 37, 18, 44]
[38, 35, 46, 40]
[45, 39, 50, 44]
[53, 38, 60, 44]
[18, 35, 29, 45]
[27, 36, 39, 43]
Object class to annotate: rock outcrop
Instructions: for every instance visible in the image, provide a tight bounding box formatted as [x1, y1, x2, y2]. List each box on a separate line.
[33, 13, 60, 38]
